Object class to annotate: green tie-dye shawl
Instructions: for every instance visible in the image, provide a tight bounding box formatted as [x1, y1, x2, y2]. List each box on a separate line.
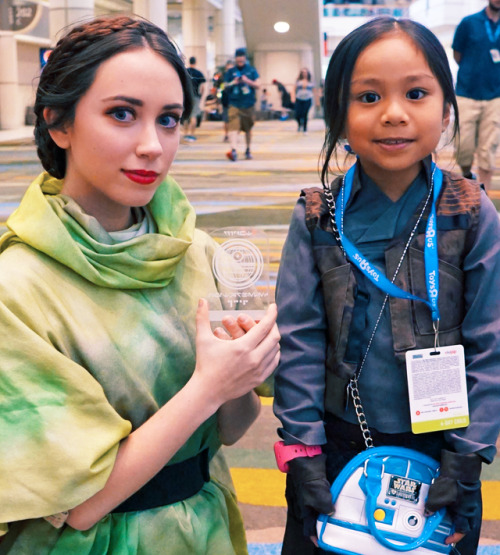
[0, 173, 247, 555]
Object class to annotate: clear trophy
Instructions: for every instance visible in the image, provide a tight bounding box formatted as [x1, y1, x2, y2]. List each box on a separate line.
[207, 227, 271, 324]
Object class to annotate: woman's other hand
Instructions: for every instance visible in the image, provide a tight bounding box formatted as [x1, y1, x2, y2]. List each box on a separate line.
[212, 309, 275, 444]
[194, 299, 280, 405]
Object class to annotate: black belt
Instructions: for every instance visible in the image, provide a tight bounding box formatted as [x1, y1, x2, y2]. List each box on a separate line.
[112, 448, 210, 513]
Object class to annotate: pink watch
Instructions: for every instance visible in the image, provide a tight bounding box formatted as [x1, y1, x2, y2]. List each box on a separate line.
[274, 441, 322, 473]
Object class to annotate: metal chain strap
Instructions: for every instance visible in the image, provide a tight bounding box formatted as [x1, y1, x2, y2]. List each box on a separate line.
[323, 185, 346, 258]
[323, 167, 436, 449]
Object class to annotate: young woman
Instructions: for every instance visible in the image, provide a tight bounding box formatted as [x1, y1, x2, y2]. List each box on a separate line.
[274, 17, 500, 555]
[294, 68, 314, 133]
[0, 16, 280, 555]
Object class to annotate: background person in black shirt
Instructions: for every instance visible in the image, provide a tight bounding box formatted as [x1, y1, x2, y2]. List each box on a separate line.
[183, 56, 206, 141]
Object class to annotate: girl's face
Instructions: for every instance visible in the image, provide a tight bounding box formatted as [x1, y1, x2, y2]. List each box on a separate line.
[344, 32, 450, 192]
[47, 47, 184, 231]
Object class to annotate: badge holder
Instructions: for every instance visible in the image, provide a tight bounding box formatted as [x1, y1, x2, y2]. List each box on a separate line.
[406, 324, 469, 435]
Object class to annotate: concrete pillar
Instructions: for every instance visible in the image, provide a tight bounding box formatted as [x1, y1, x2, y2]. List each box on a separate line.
[133, 0, 168, 32]
[214, 0, 235, 68]
[49, 0, 93, 43]
[0, 34, 20, 130]
[182, 0, 208, 75]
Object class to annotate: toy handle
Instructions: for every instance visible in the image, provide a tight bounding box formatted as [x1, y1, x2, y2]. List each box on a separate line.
[364, 457, 445, 552]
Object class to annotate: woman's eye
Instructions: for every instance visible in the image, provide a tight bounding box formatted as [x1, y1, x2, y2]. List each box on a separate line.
[109, 107, 134, 122]
[407, 89, 425, 100]
[159, 114, 180, 129]
[360, 92, 380, 103]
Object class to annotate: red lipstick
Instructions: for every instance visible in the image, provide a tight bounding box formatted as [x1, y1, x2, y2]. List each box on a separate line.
[122, 169, 159, 185]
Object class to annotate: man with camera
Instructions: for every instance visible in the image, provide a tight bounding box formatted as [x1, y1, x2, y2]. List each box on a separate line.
[224, 47, 260, 161]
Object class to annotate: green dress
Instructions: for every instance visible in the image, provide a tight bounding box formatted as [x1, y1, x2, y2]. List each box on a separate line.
[0, 173, 248, 555]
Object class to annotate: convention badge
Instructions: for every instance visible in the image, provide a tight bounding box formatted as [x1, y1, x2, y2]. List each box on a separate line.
[207, 227, 271, 326]
[405, 345, 469, 434]
[490, 49, 500, 63]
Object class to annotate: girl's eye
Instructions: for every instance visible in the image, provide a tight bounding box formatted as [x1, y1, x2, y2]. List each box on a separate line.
[360, 92, 380, 103]
[159, 114, 180, 129]
[407, 89, 425, 100]
[108, 107, 135, 122]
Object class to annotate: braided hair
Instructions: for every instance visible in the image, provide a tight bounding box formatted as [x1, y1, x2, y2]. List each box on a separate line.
[34, 15, 194, 179]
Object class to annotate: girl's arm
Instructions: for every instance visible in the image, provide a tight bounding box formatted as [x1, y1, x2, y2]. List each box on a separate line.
[274, 197, 329, 446]
[66, 300, 280, 531]
[445, 191, 500, 461]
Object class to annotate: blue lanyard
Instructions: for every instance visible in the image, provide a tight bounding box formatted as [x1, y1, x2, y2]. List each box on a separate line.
[485, 18, 500, 44]
[335, 163, 442, 324]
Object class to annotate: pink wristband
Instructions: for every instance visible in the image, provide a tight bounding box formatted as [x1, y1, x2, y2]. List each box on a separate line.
[274, 441, 322, 473]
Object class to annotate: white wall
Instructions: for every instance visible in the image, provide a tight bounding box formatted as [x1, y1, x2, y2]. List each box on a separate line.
[17, 41, 41, 122]
[254, 45, 315, 109]
[409, 0, 485, 27]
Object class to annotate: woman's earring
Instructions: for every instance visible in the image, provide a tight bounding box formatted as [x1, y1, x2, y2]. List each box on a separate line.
[344, 144, 353, 153]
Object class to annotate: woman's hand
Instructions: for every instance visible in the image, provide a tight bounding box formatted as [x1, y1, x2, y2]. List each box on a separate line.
[194, 299, 280, 406]
[213, 311, 257, 340]
[212, 310, 272, 444]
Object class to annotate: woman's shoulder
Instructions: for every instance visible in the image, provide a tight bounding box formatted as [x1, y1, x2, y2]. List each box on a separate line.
[0, 241, 48, 283]
[0, 240, 74, 305]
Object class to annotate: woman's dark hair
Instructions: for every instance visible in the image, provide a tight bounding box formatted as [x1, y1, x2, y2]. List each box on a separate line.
[320, 17, 459, 187]
[35, 15, 194, 179]
[297, 68, 311, 81]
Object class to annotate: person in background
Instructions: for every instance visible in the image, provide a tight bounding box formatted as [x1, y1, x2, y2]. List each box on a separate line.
[260, 88, 270, 111]
[274, 16, 500, 555]
[221, 59, 234, 143]
[294, 68, 315, 134]
[0, 16, 280, 555]
[183, 56, 206, 142]
[452, 0, 500, 192]
[224, 48, 260, 161]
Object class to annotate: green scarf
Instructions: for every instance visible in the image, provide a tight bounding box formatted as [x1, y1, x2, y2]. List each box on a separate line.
[0, 172, 196, 289]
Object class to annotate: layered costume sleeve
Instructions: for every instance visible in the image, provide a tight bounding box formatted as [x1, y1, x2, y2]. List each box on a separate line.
[0, 254, 132, 530]
[445, 192, 500, 462]
[273, 198, 328, 445]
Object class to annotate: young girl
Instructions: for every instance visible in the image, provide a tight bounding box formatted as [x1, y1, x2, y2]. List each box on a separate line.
[294, 68, 314, 133]
[274, 17, 500, 555]
[0, 16, 280, 555]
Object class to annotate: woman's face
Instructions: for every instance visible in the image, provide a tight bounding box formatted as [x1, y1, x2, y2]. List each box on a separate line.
[48, 47, 184, 231]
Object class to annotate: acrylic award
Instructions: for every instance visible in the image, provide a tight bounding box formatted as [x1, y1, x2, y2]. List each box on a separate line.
[207, 227, 271, 324]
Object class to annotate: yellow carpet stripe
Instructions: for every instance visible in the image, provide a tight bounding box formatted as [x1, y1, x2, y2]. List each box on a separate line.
[230, 467, 500, 520]
[482, 481, 500, 519]
[231, 468, 286, 507]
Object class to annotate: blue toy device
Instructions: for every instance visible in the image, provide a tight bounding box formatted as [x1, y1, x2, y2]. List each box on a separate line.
[317, 446, 454, 554]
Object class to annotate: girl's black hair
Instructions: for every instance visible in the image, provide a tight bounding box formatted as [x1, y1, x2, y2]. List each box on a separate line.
[35, 15, 194, 179]
[320, 17, 459, 187]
